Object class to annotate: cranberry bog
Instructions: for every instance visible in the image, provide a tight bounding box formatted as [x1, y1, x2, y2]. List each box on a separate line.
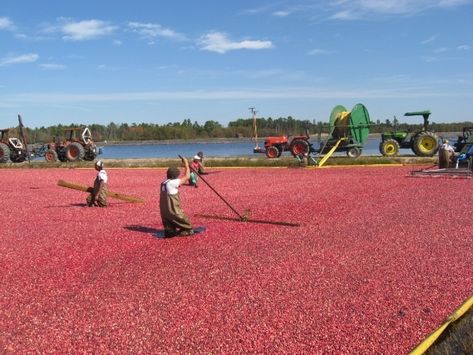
[1, 166, 471, 353]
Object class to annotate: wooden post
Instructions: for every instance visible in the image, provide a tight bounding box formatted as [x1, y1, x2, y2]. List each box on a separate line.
[57, 180, 144, 203]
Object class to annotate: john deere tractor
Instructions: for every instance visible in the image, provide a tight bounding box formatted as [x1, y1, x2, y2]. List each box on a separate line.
[379, 110, 440, 157]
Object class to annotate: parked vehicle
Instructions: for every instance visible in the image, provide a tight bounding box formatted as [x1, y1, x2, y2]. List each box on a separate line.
[0, 128, 28, 163]
[44, 127, 100, 162]
[379, 110, 440, 157]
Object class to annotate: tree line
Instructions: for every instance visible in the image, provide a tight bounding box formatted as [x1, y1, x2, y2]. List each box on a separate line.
[11, 116, 473, 143]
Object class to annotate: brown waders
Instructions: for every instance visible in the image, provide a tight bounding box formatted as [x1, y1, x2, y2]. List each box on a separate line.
[86, 177, 108, 207]
[159, 182, 192, 237]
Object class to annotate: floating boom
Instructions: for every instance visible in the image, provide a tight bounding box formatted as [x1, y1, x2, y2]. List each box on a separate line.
[57, 179, 144, 203]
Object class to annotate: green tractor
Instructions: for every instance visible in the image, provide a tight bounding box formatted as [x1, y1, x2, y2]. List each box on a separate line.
[379, 110, 440, 157]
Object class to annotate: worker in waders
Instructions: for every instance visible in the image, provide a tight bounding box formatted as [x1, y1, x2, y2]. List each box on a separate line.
[189, 155, 203, 187]
[160, 157, 194, 237]
[86, 160, 108, 207]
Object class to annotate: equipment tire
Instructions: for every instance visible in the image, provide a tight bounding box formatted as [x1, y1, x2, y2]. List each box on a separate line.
[412, 131, 439, 157]
[289, 139, 310, 157]
[65, 142, 85, 162]
[379, 139, 400, 157]
[83, 149, 96, 161]
[0, 143, 11, 163]
[45, 149, 58, 162]
[265, 146, 280, 159]
[347, 147, 362, 158]
[10, 149, 26, 163]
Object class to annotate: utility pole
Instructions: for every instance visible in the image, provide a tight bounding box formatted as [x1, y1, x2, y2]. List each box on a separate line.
[249, 107, 258, 149]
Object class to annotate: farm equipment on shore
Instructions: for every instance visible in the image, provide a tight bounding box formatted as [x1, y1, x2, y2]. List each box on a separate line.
[313, 104, 371, 165]
[250, 107, 313, 159]
[44, 127, 101, 162]
[453, 127, 473, 153]
[0, 128, 28, 163]
[379, 110, 440, 157]
[252, 104, 371, 161]
[0, 115, 31, 163]
[255, 133, 312, 159]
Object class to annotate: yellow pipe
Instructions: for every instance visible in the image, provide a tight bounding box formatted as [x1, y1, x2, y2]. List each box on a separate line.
[410, 295, 473, 354]
[317, 138, 346, 167]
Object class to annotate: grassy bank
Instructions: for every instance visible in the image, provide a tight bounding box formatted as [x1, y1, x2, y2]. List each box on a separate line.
[0, 155, 437, 169]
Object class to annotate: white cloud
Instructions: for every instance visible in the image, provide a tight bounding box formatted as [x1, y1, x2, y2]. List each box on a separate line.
[422, 56, 440, 62]
[329, 10, 359, 20]
[198, 32, 273, 54]
[40, 63, 66, 70]
[309, 48, 331, 55]
[421, 35, 437, 44]
[328, 0, 473, 20]
[0, 53, 39, 66]
[433, 47, 448, 53]
[438, 0, 472, 7]
[4, 87, 472, 105]
[272, 11, 291, 17]
[457, 44, 471, 50]
[128, 22, 186, 41]
[0, 17, 14, 30]
[62, 20, 117, 41]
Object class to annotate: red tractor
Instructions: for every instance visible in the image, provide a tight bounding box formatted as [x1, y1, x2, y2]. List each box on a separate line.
[256, 134, 312, 158]
[45, 127, 100, 162]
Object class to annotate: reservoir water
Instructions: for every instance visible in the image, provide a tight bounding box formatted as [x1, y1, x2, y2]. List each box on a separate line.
[99, 138, 387, 159]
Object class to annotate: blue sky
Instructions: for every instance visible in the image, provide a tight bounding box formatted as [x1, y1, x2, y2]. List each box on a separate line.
[1, 0, 472, 128]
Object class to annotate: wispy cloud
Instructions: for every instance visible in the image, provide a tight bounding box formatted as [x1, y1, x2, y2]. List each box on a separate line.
[328, 0, 473, 20]
[421, 35, 437, 44]
[198, 32, 273, 54]
[128, 22, 186, 41]
[308, 48, 332, 55]
[0, 53, 39, 67]
[3, 86, 472, 105]
[421, 56, 440, 62]
[39, 63, 66, 70]
[433, 47, 448, 53]
[0, 17, 15, 30]
[457, 44, 471, 50]
[61, 19, 117, 41]
[272, 11, 291, 17]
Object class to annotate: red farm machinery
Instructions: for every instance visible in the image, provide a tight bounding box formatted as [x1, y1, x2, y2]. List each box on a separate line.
[251, 104, 371, 166]
[43, 126, 101, 162]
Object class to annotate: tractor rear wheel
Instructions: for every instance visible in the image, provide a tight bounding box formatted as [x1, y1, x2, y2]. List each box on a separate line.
[289, 139, 310, 157]
[347, 147, 362, 158]
[379, 139, 400, 157]
[0, 143, 11, 163]
[65, 142, 85, 162]
[45, 149, 58, 162]
[265, 146, 280, 159]
[412, 131, 439, 157]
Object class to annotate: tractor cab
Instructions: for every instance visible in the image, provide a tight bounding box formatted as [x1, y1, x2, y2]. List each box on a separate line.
[62, 127, 93, 145]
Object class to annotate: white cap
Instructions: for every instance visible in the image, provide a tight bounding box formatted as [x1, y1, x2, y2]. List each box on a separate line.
[95, 160, 104, 168]
[193, 155, 201, 160]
